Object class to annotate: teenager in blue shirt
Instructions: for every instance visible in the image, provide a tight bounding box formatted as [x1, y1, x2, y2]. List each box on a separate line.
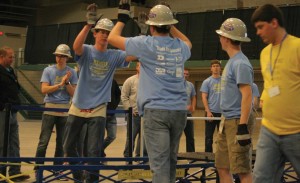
[35, 44, 77, 180]
[200, 60, 222, 153]
[215, 18, 254, 183]
[108, 2, 192, 182]
[63, 6, 135, 182]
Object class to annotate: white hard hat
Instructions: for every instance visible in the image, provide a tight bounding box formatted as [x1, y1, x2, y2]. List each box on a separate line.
[216, 18, 251, 42]
[91, 18, 114, 32]
[53, 44, 72, 58]
[145, 5, 178, 26]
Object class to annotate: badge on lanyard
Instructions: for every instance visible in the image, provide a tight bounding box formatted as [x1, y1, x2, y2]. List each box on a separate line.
[269, 33, 287, 97]
[268, 86, 280, 97]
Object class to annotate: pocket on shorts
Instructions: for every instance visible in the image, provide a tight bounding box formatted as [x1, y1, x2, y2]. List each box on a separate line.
[231, 142, 251, 153]
[231, 143, 252, 173]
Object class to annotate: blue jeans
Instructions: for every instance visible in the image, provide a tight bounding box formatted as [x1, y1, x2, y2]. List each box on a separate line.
[35, 114, 67, 166]
[143, 108, 187, 183]
[183, 114, 195, 152]
[123, 115, 145, 157]
[101, 115, 117, 157]
[63, 114, 106, 183]
[205, 112, 221, 152]
[253, 126, 300, 183]
[77, 123, 87, 157]
[6, 112, 21, 175]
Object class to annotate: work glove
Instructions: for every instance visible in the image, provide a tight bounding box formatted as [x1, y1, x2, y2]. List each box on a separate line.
[236, 124, 251, 146]
[137, 12, 148, 35]
[118, 0, 131, 23]
[86, 3, 98, 25]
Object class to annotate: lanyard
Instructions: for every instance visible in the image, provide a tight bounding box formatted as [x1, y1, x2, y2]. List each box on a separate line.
[269, 33, 288, 81]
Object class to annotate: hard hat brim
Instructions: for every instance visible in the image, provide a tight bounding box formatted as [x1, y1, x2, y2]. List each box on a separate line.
[145, 19, 178, 26]
[216, 30, 251, 42]
[53, 52, 72, 58]
[91, 28, 112, 33]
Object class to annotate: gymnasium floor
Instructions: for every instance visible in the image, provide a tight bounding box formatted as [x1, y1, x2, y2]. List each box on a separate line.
[15, 114, 262, 182]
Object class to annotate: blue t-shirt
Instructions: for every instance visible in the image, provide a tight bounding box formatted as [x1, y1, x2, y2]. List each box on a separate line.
[220, 51, 253, 118]
[125, 36, 191, 114]
[185, 80, 196, 105]
[252, 83, 260, 97]
[73, 45, 128, 109]
[41, 65, 78, 104]
[200, 76, 221, 113]
[185, 80, 196, 114]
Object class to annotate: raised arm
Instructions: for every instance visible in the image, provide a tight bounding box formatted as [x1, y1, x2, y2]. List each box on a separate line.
[170, 25, 192, 49]
[108, 22, 127, 51]
[73, 25, 92, 56]
[108, 0, 131, 50]
[74, 3, 98, 56]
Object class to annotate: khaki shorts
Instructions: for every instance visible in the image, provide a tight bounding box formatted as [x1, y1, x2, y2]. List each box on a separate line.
[44, 103, 70, 117]
[215, 112, 255, 174]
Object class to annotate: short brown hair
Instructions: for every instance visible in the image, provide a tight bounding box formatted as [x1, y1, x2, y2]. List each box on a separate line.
[0, 46, 12, 57]
[210, 60, 221, 66]
[251, 4, 284, 27]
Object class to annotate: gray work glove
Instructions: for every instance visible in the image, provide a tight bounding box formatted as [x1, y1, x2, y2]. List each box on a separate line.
[236, 124, 251, 146]
[86, 3, 98, 25]
[118, 0, 131, 23]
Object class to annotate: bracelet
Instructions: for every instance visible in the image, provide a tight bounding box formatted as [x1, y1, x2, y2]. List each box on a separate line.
[65, 81, 71, 85]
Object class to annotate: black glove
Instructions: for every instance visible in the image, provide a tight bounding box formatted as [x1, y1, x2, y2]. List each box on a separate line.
[118, 0, 131, 23]
[236, 124, 251, 146]
[86, 3, 98, 25]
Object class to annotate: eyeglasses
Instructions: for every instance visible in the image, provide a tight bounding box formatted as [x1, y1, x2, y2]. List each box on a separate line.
[56, 55, 68, 58]
[95, 29, 110, 35]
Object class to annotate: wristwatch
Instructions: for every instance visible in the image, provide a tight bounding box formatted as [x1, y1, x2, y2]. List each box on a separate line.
[65, 81, 71, 85]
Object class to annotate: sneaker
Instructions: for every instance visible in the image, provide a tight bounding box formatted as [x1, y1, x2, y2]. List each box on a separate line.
[10, 174, 30, 182]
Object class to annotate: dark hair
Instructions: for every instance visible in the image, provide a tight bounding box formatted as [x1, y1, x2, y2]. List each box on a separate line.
[251, 4, 285, 27]
[229, 39, 241, 46]
[153, 25, 171, 34]
[210, 60, 221, 66]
